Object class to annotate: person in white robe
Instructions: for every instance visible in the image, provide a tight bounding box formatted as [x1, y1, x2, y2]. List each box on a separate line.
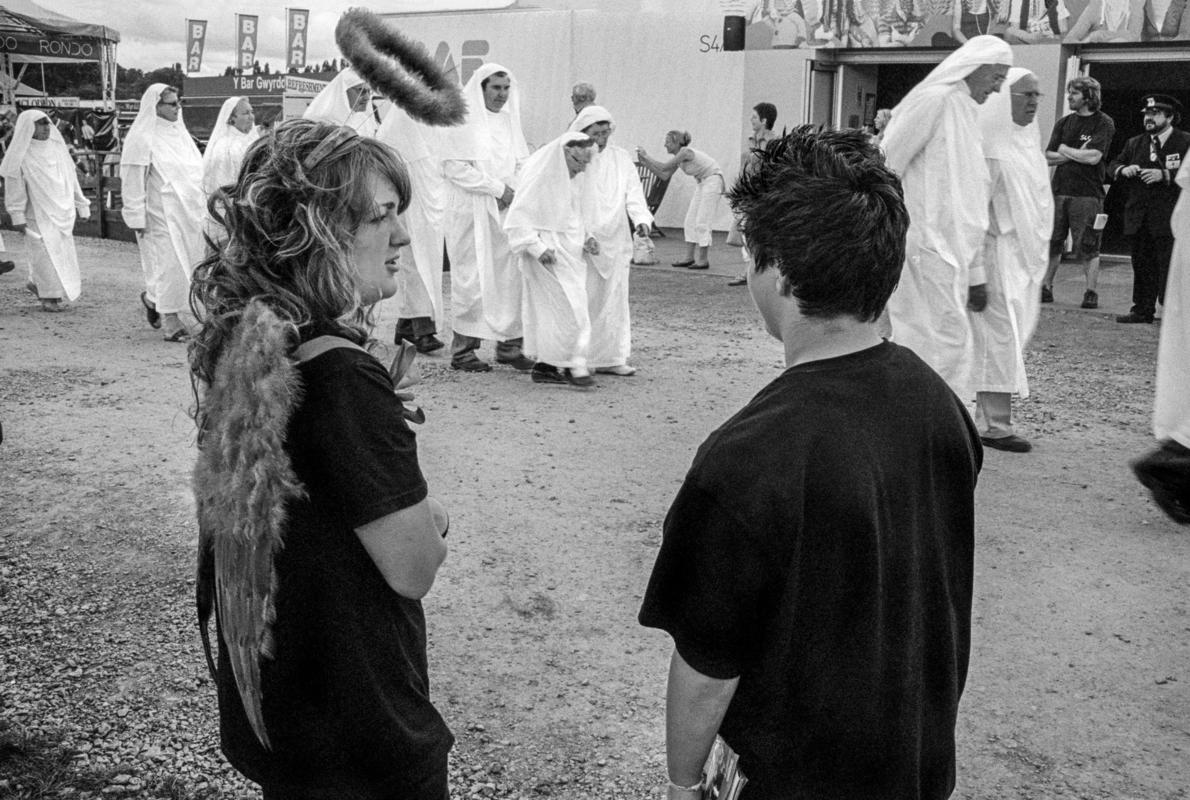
[1, 110, 90, 311]
[201, 96, 258, 196]
[505, 132, 597, 387]
[568, 105, 653, 376]
[376, 104, 448, 354]
[969, 68, 1052, 453]
[302, 67, 379, 137]
[1129, 155, 1190, 523]
[442, 62, 532, 372]
[120, 83, 205, 341]
[880, 35, 1012, 399]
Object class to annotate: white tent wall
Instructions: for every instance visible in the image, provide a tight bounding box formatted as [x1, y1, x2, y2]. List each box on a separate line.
[384, 8, 745, 230]
[569, 11, 744, 230]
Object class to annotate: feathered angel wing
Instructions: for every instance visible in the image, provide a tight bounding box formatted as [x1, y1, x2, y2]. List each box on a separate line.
[193, 302, 305, 750]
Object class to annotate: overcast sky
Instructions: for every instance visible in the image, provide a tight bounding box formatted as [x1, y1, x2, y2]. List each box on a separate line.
[37, 0, 522, 74]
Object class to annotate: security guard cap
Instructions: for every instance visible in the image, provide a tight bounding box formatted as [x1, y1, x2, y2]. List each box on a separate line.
[1141, 94, 1183, 119]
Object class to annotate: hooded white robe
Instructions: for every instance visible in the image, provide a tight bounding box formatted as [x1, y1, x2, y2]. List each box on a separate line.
[202, 97, 259, 195]
[442, 62, 530, 341]
[1, 110, 89, 301]
[505, 133, 591, 369]
[120, 83, 205, 315]
[569, 106, 652, 368]
[881, 35, 1013, 399]
[302, 68, 379, 137]
[970, 67, 1052, 397]
[376, 105, 446, 328]
[1154, 158, 1190, 448]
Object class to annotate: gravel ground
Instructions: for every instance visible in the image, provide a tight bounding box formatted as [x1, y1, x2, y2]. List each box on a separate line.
[1, 232, 1188, 799]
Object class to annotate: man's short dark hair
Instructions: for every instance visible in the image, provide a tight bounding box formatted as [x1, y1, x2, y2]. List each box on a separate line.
[754, 102, 777, 130]
[1066, 76, 1101, 112]
[480, 71, 509, 91]
[729, 126, 908, 322]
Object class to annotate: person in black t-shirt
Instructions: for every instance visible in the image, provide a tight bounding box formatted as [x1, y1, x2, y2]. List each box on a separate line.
[639, 127, 982, 800]
[1042, 76, 1116, 309]
[190, 119, 453, 800]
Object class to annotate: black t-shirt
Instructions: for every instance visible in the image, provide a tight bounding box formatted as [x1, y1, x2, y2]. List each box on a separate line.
[639, 342, 981, 800]
[216, 347, 453, 799]
[1048, 111, 1116, 198]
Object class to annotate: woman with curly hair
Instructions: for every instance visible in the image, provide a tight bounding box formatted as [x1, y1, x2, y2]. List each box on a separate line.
[190, 118, 453, 799]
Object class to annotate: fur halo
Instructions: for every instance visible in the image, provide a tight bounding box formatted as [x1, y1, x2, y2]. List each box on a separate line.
[335, 8, 466, 128]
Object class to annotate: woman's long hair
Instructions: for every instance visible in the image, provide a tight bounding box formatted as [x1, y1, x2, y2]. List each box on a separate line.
[189, 118, 411, 415]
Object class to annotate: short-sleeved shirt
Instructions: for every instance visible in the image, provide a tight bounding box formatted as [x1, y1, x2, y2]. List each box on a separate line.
[639, 342, 981, 800]
[216, 346, 453, 799]
[1048, 111, 1116, 198]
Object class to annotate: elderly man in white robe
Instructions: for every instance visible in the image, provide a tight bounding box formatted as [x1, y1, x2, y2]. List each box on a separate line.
[121, 83, 205, 342]
[568, 105, 653, 376]
[442, 62, 533, 373]
[1131, 156, 1190, 524]
[376, 105, 448, 354]
[302, 67, 379, 136]
[881, 35, 1012, 399]
[201, 96, 258, 196]
[969, 68, 1052, 453]
[505, 132, 597, 387]
[1, 110, 90, 311]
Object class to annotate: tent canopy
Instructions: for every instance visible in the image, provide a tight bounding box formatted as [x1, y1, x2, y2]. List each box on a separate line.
[0, 1, 119, 64]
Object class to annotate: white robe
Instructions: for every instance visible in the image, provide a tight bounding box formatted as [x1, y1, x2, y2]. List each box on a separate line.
[5, 139, 89, 301]
[201, 128, 257, 196]
[376, 108, 446, 326]
[444, 110, 525, 341]
[121, 119, 205, 315]
[578, 144, 652, 368]
[1154, 158, 1190, 448]
[883, 83, 991, 400]
[970, 69, 1052, 397]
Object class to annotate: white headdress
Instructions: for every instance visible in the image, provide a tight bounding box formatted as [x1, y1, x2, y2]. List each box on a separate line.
[568, 104, 614, 134]
[0, 109, 66, 179]
[122, 83, 196, 167]
[504, 132, 589, 234]
[440, 62, 528, 162]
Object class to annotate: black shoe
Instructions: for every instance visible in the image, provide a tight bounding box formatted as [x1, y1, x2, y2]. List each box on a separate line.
[531, 363, 566, 384]
[1080, 290, 1098, 310]
[564, 369, 595, 388]
[0, 259, 14, 276]
[413, 334, 445, 354]
[451, 357, 492, 372]
[1115, 313, 1154, 324]
[1040, 285, 1053, 303]
[980, 434, 1032, 453]
[497, 354, 536, 371]
[139, 291, 161, 329]
[687, 263, 710, 270]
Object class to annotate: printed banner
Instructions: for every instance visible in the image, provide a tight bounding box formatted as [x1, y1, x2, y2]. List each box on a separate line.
[287, 9, 310, 71]
[236, 14, 259, 71]
[185, 19, 207, 74]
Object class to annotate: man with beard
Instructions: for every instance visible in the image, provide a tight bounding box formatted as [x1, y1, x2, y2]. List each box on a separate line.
[1109, 94, 1190, 324]
[1040, 76, 1115, 309]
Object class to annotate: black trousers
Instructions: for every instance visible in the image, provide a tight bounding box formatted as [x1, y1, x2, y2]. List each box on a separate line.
[1129, 223, 1174, 318]
[395, 316, 437, 339]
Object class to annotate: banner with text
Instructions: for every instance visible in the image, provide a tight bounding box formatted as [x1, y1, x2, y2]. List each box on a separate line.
[236, 14, 259, 71]
[287, 9, 310, 71]
[185, 20, 207, 73]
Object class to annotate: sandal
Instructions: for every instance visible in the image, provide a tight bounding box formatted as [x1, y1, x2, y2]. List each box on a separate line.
[140, 291, 162, 329]
[163, 328, 190, 342]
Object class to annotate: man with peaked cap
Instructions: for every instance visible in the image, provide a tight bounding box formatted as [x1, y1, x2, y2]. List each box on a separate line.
[1109, 93, 1190, 323]
[568, 105, 653, 376]
[881, 34, 1012, 400]
[442, 62, 533, 373]
[969, 68, 1052, 453]
[202, 96, 258, 196]
[121, 83, 204, 342]
[1, 109, 90, 311]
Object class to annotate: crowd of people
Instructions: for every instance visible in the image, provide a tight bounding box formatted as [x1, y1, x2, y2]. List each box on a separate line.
[4, 15, 1189, 797]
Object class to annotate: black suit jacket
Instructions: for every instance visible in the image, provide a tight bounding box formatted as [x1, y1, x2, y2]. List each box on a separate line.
[1108, 127, 1190, 237]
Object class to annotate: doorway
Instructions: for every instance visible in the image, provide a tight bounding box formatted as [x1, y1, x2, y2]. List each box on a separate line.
[1083, 57, 1190, 254]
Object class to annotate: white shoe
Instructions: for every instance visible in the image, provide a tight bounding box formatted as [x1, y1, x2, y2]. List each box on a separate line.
[595, 364, 636, 376]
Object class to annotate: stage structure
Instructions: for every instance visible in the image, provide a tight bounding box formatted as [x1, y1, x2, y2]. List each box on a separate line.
[0, 0, 119, 108]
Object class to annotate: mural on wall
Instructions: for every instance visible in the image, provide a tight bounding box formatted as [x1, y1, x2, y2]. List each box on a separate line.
[740, 0, 1188, 48]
